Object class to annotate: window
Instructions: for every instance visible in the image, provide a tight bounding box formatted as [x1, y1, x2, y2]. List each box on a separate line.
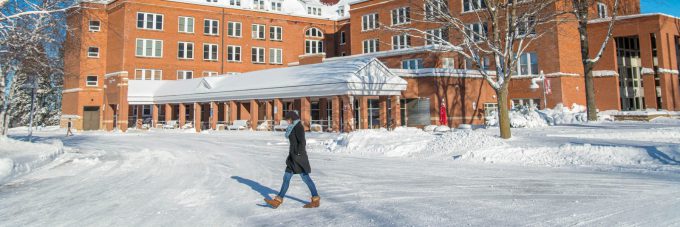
[177, 70, 193, 80]
[305, 40, 323, 54]
[391, 7, 410, 25]
[462, 0, 486, 12]
[269, 48, 283, 64]
[135, 69, 162, 80]
[465, 23, 487, 42]
[203, 71, 219, 77]
[137, 12, 163, 30]
[135, 39, 163, 57]
[228, 22, 242, 37]
[442, 58, 455, 69]
[253, 0, 265, 10]
[515, 52, 539, 75]
[252, 24, 265, 39]
[178, 16, 194, 33]
[307, 6, 321, 16]
[177, 42, 194, 59]
[89, 20, 100, 32]
[142, 105, 152, 116]
[271, 0, 282, 11]
[339, 31, 346, 44]
[465, 56, 490, 70]
[229, 0, 241, 6]
[402, 59, 423, 69]
[424, 0, 447, 19]
[392, 34, 411, 50]
[362, 39, 379, 53]
[204, 19, 219, 35]
[270, 26, 283, 41]
[251, 47, 265, 63]
[87, 47, 99, 58]
[206, 0, 217, 2]
[512, 99, 541, 109]
[483, 103, 498, 118]
[337, 6, 345, 16]
[516, 16, 536, 37]
[362, 13, 379, 31]
[597, 2, 608, 18]
[227, 45, 241, 62]
[203, 43, 218, 61]
[86, 75, 98, 86]
[426, 28, 449, 45]
[305, 27, 323, 38]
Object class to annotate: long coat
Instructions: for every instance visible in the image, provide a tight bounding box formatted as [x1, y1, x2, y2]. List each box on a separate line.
[286, 122, 311, 174]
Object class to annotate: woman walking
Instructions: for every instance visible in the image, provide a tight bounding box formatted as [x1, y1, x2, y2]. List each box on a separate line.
[264, 111, 320, 209]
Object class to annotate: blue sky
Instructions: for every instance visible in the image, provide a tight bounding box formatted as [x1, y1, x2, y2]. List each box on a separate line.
[641, 0, 680, 17]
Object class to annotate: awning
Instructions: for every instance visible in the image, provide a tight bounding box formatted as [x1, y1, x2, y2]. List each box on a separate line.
[127, 58, 407, 104]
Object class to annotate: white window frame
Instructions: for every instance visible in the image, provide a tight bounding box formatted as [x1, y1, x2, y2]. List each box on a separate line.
[426, 28, 448, 45]
[392, 33, 411, 50]
[178, 16, 194, 33]
[442, 58, 455, 69]
[269, 26, 283, 41]
[465, 23, 487, 42]
[86, 75, 98, 87]
[177, 42, 194, 59]
[269, 48, 283, 64]
[177, 70, 193, 80]
[87, 47, 99, 58]
[515, 52, 539, 76]
[229, 0, 241, 7]
[516, 16, 536, 37]
[401, 58, 423, 69]
[135, 69, 162, 80]
[462, 0, 486, 13]
[339, 31, 346, 45]
[305, 27, 323, 38]
[253, 0, 265, 10]
[271, 0, 282, 11]
[89, 20, 101, 32]
[227, 21, 242, 37]
[424, 0, 447, 19]
[305, 40, 324, 54]
[137, 12, 164, 30]
[203, 71, 219, 77]
[251, 47, 265, 64]
[361, 13, 378, 31]
[307, 6, 321, 16]
[597, 2, 608, 18]
[227, 45, 242, 62]
[135, 38, 163, 58]
[252, 24, 265, 39]
[203, 43, 219, 61]
[390, 7, 410, 25]
[204, 19, 219, 36]
[362, 39, 379, 54]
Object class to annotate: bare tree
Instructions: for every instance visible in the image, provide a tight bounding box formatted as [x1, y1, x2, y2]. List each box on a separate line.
[386, 0, 561, 139]
[570, 0, 619, 121]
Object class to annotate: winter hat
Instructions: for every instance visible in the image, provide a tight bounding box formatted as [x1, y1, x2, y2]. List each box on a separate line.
[285, 111, 300, 121]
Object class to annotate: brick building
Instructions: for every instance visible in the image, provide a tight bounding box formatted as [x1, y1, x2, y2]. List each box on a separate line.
[62, 0, 680, 131]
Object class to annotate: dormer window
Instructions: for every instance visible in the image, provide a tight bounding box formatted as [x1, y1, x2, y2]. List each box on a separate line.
[337, 6, 345, 16]
[271, 0, 282, 11]
[229, 0, 241, 6]
[253, 0, 265, 10]
[206, 0, 217, 2]
[307, 6, 321, 16]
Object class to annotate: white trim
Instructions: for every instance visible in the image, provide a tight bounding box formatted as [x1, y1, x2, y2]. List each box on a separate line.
[62, 88, 83, 93]
[588, 13, 680, 24]
[105, 71, 128, 78]
[592, 70, 618, 77]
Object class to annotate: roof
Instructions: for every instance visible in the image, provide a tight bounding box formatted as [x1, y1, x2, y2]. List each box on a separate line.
[128, 58, 408, 104]
[588, 13, 680, 24]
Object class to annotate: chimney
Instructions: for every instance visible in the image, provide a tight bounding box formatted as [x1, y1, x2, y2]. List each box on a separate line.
[298, 53, 325, 65]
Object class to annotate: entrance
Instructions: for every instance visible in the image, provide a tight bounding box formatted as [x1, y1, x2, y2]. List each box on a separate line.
[83, 106, 100, 130]
[616, 36, 645, 111]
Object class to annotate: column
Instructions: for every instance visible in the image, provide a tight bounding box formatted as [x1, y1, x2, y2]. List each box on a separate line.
[223, 102, 230, 124]
[165, 104, 172, 123]
[379, 96, 388, 128]
[250, 100, 259, 130]
[359, 96, 368, 129]
[179, 103, 186, 128]
[136, 105, 143, 129]
[194, 103, 202, 133]
[274, 98, 283, 125]
[300, 97, 311, 131]
[390, 96, 401, 127]
[228, 101, 237, 123]
[265, 100, 273, 122]
[331, 96, 340, 132]
[151, 104, 159, 128]
[319, 98, 328, 129]
[103, 104, 114, 131]
[342, 95, 354, 132]
[117, 76, 130, 132]
[210, 101, 218, 130]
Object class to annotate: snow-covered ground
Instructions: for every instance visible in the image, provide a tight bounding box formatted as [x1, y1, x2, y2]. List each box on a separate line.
[1, 120, 680, 226]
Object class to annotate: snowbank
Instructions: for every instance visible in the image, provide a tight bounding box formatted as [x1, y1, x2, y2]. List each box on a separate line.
[0, 137, 64, 185]
[487, 104, 612, 128]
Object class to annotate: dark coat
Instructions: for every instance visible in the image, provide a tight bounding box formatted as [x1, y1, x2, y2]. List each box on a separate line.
[285, 122, 311, 174]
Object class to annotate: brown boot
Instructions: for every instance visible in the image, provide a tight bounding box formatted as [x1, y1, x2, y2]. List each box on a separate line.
[303, 196, 320, 208]
[264, 196, 283, 209]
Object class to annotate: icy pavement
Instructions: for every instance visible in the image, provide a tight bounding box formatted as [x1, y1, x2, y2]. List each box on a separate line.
[1, 122, 679, 226]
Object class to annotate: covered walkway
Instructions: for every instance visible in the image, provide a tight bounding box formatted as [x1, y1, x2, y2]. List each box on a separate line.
[103, 58, 408, 132]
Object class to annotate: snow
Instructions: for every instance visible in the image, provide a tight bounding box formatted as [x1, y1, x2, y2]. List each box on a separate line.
[128, 58, 407, 104]
[1, 121, 680, 226]
[0, 136, 64, 185]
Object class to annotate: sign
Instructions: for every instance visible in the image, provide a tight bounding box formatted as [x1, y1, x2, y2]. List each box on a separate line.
[274, 107, 278, 114]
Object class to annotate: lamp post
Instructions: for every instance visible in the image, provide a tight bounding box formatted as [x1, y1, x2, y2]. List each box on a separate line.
[530, 70, 548, 109]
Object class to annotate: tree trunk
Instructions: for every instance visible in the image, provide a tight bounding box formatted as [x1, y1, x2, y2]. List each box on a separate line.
[496, 88, 511, 139]
[584, 64, 598, 121]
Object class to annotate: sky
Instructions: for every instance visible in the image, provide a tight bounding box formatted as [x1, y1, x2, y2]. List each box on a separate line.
[641, 0, 680, 17]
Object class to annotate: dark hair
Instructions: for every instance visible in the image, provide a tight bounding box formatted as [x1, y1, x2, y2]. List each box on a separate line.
[285, 111, 299, 121]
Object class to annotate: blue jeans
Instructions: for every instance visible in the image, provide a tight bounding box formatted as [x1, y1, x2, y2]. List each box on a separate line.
[277, 171, 319, 198]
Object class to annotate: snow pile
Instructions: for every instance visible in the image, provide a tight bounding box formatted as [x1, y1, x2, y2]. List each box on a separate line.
[460, 143, 677, 168]
[487, 104, 603, 128]
[0, 137, 64, 185]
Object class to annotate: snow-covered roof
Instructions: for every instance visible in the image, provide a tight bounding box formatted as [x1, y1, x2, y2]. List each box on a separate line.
[588, 13, 680, 24]
[128, 58, 407, 104]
